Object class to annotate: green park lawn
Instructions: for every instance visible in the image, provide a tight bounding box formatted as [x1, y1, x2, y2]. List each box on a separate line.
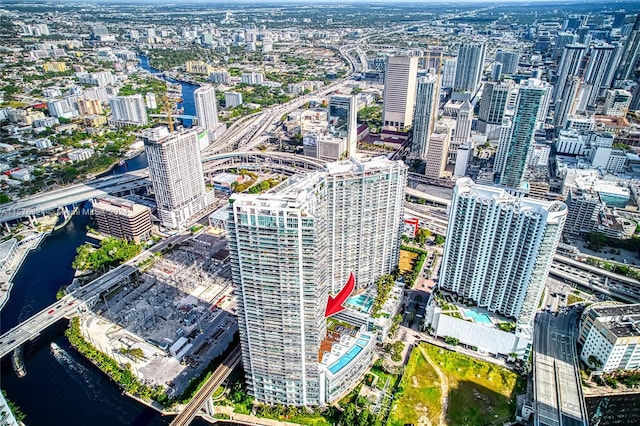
[389, 343, 525, 426]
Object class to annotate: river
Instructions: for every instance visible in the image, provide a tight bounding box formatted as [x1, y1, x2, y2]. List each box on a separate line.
[0, 64, 212, 425]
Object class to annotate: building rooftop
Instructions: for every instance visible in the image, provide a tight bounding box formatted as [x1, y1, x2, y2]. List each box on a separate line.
[93, 195, 149, 217]
[592, 304, 640, 338]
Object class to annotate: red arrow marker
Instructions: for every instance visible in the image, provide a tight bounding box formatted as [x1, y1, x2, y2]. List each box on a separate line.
[325, 272, 355, 317]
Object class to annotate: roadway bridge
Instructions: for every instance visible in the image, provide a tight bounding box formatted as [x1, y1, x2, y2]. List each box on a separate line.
[0, 263, 137, 359]
[0, 153, 325, 224]
[0, 234, 186, 359]
[0, 170, 151, 224]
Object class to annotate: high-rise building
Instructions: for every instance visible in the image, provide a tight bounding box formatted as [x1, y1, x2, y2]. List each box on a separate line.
[228, 157, 406, 406]
[109, 94, 148, 126]
[554, 76, 581, 130]
[324, 157, 407, 292]
[411, 74, 439, 158]
[424, 126, 451, 179]
[93, 196, 153, 243]
[440, 178, 567, 327]
[143, 127, 208, 229]
[453, 43, 486, 93]
[603, 89, 632, 116]
[453, 100, 473, 145]
[382, 56, 418, 130]
[497, 79, 549, 189]
[328, 94, 358, 157]
[553, 44, 587, 104]
[583, 43, 615, 107]
[194, 85, 220, 146]
[441, 58, 457, 89]
[229, 174, 329, 406]
[553, 32, 578, 59]
[225, 91, 243, 108]
[578, 303, 640, 373]
[495, 50, 519, 75]
[616, 14, 640, 82]
[477, 81, 513, 136]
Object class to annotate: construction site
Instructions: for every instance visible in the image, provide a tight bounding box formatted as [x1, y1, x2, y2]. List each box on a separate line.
[80, 232, 237, 398]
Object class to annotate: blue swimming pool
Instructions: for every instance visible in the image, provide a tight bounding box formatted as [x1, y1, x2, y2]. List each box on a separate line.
[328, 344, 364, 374]
[356, 336, 370, 347]
[464, 308, 492, 325]
[346, 294, 374, 312]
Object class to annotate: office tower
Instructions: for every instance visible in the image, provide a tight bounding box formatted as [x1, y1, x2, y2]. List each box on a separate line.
[109, 94, 148, 126]
[325, 157, 408, 292]
[495, 50, 519, 75]
[491, 63, 503, 81]
[616, 14, 640, 82]
[440, 178, 567, 327]
[328, 94, 358, 157]
[453, 43, 486, 93]
[441, 58, 457, 89]
[583, 43, 615, 107]
[93, 196, 152, 243]
[554, 76, 581, 130]
[194, 85, 219, 133]
[553, 44, 587, 104]
[382, 56, 419, 130]
[497, 79, 548, 189]
[228, 157, 406, 406]
[453, 100, 472, 144]
[411, 74, 439, 158]
[229, 175, 329, 406]
[424, 126, 451, 179]
[603, 89, 632, 116]
[553, 32, 578, 59]
[143, 127, 208, 229]
[478, 81, 513, 136]
[602, 42, 624, 92]
[453, 143, 472, 177]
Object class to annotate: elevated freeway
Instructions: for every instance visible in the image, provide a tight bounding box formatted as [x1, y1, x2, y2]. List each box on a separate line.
[0, 170, 151, 224]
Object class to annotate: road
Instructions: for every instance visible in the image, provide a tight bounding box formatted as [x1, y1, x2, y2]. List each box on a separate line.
[170, 345, 242, 426]
[0, 170, 150, 223]
[0, 233, 189, 359]
[533, 310, 587, 426]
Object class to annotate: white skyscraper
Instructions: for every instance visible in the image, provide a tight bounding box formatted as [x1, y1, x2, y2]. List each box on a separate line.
[194, 85, 219, 132]
[229, 174, 329, 406]
[325, 157, 408, 292]
[228, 157, 406, 406]
[328, 94, 358, 157]
[453, 43, 487, 93]
[382, 56, 419, 130]
[143, 127, 208, 229]
[109, 94, 148, 126]
[411, 74, 439, 159]
[440, 178, 567, 327]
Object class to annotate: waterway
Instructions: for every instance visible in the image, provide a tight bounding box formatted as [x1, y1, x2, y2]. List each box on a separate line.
[0, 76, 212, 423]
[138, 55, 198, 124]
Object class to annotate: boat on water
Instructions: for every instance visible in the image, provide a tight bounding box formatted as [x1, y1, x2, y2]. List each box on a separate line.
[12, 345, 26, 377]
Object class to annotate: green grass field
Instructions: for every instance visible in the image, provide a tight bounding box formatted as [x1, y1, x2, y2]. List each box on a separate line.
[388, 343, 525, 426]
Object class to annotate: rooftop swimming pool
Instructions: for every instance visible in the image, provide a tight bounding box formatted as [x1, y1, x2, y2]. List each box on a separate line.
[328, 343, 364, 374]
[464, 308, 492, 325]
[345, 293, 374, 312]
